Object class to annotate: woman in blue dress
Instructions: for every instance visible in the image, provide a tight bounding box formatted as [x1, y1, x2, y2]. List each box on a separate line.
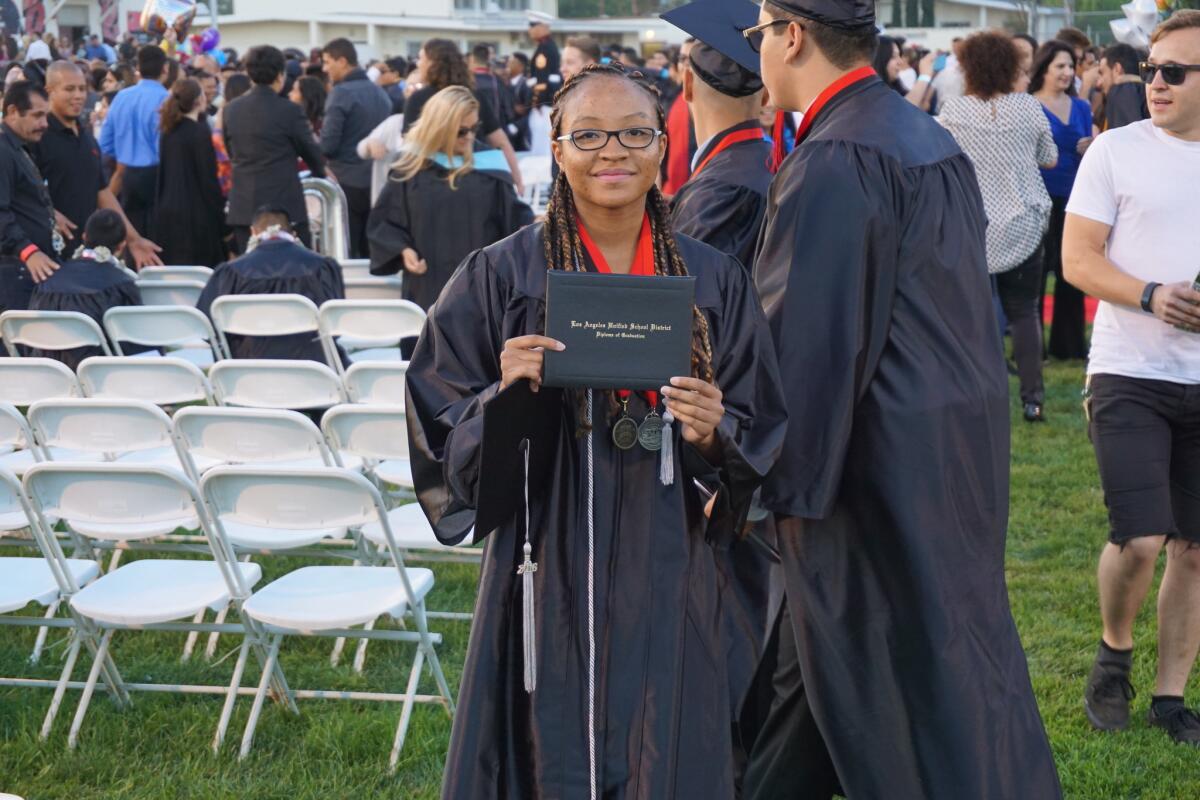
[1032, 40, 1094, 359]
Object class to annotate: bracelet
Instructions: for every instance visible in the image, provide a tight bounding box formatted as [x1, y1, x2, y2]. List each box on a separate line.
[18, 244, 38, 263]
[1141, 281, 1161, 313]
[917, 74, 933, 83]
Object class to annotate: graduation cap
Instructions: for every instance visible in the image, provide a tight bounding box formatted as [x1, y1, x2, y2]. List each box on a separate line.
[476, 380, 563, 537]
[661, 0, 762, 75]
[764, 0, 876, 32]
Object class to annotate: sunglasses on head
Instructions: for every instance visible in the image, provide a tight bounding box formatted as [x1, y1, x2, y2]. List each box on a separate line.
[1139, 61, 1200, 86]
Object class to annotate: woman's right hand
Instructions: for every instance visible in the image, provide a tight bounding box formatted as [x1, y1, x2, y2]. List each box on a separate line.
[500, 335, 565, 391]
[402, 247, 428, 275]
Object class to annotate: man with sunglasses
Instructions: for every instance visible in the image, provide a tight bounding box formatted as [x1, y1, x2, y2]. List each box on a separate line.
[743, 0, 1063, 798]
[1063, 10, 1200, 746]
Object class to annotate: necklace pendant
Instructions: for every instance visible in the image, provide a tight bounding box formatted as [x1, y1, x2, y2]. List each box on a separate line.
[638, 411, 663, 452]
[612, 416, 639, 450]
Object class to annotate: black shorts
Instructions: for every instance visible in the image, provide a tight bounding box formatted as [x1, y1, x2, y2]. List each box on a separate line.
[1087, 373, 1200, 544]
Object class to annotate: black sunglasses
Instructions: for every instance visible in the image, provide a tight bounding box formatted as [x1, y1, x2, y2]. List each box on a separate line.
[456, 124, 479, 138]
[1139, 61, 1200, 86]
[742, 19, 795, 54]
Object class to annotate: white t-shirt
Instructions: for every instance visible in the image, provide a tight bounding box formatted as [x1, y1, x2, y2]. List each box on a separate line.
[1066, 120, 1200, 383]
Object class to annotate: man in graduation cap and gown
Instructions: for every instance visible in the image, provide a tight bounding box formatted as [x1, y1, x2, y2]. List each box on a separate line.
[196, 206, 345, 363]
[744, 1, 1063, 798]
[664, 0, 773, 273]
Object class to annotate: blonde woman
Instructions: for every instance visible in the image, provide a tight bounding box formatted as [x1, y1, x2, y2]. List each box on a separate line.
[367, 85, 531, 311]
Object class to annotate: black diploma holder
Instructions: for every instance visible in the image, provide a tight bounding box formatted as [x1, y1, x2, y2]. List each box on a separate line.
[541, 271, 697, 391]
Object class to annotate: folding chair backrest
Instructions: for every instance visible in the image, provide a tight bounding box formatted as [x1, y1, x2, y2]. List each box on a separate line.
[343, 277, 403, 301]
[0, 465, 34, 536]
[321, 404, 408, 463]
[343, 362, 408, 405]
[201, 466, 384, 534]
[210, 294, 320, 338]
[339, 259, 371, 280]
[135, 279, 206, 307]
[137, 266, 214, 283]
[209, 359, 346, 409]
[172, 406, 336, 475]
[0, 358, 82, 405]
[103, 306, 221, 355]
[28, 399, 174, 458]
[78, 356, 213, 406]
[319, 300, 425, 345]
[0, 402, 38, 455]
[0, 311, 110, 356]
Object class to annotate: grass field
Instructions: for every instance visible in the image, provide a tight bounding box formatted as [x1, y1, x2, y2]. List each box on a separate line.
[2, 361, 1199, 799]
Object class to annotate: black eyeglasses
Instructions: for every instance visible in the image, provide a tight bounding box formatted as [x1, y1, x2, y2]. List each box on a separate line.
[555, 127, 663, 151]
[1139, 61, 1200, 86]
[742, 19, 794, 54]
[456, 125, 478, 138]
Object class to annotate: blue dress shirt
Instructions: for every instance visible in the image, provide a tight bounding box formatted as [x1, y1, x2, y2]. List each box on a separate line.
[98, 79, 169, 168]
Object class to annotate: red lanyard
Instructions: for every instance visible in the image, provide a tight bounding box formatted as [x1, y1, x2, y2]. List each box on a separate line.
[793, 66, 877, 146]
[692, 127, 765, 178]
[576, 211, 659, 407]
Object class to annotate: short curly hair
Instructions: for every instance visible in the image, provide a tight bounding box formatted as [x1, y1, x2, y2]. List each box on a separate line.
[959, 31, 1021, 100]
[422, 38, 474, 92]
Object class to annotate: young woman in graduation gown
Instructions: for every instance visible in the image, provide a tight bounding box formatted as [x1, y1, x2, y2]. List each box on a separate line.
[367, 86, 532, 311]
[406, 64, 787, 799]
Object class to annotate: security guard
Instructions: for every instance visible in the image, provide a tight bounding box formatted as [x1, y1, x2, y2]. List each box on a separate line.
[528, 11, 561, 107]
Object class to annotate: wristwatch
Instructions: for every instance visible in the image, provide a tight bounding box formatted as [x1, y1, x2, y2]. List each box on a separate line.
[1141, 281, 1161, 313]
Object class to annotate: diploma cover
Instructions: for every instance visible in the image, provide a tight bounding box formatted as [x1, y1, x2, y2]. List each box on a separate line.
[542, 271, 696, 391]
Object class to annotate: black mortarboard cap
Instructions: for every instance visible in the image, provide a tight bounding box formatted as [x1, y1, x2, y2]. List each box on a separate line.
[690, 42, 764, 97]
[763, 0, 875, 31]
[475, 380, 564, 536]
[661, 0, 762, 75]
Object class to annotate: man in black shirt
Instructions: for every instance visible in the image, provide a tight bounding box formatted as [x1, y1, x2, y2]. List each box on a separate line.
[470, 44, 508, 133]
[1098, 42, 1150, 131]
[31, 62, 162, 267]
[0, 81, 58, 312]
[528, 13, 561, 107]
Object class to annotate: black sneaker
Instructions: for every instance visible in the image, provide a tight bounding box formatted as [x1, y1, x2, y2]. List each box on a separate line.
[1148, 705, 1200, 746]
[1023, 402, 1045, 423]
[1084, 662, 1135, 731]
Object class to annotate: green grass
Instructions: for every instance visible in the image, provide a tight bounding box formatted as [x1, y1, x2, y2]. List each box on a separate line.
[2, 362, 1199, 798]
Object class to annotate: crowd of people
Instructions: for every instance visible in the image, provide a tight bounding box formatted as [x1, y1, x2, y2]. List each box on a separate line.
[1, 1, 1200, 798]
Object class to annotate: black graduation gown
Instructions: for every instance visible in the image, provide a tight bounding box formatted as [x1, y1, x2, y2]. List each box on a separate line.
[195, 239, 344, 362]
[752, 77, 1061, 799]
[670, 121, 772, 272]
[406, 222, 787, 799]
[367, 164, 531, 311]
[154, 117, 226, 267]
[29, 258, 146, 370]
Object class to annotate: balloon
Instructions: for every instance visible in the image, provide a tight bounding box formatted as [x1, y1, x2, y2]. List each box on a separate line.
[214, 49, 227, 67]
[1110, 0, 1159, 48]
[199, 27, 220, 53]
[140, 0, 197, 41]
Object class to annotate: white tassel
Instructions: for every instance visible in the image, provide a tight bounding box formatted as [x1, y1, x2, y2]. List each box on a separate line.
[519, 541, 537, 692]
[659, 409, 675, 486]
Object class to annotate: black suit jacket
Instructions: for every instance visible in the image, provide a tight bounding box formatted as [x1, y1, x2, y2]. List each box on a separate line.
[222, 85, 325, 227]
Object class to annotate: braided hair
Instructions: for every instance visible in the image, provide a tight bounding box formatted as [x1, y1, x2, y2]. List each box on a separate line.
[544, 63, 716, 430]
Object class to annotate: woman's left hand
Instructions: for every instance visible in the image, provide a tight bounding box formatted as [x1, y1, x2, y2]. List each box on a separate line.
[661, 377, 724, 457]
[1076, 136, 1093, 155]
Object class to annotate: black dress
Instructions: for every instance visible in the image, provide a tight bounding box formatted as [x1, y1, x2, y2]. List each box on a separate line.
[367, 163, 531, 311]
[749, 76, 1062, 799]
[406, 222, 788, 799]
[29, 257, 145, 369]
[154, 116, 226, 267]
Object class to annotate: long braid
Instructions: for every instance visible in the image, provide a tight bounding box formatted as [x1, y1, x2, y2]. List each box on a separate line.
[543, 63, 718, 431]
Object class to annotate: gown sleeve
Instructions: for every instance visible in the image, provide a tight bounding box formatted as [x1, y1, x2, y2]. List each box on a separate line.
[367, 175, 415, 276]
[405, 248, 509, 545]
[671, 182, 762, 269]
[754, 141, 899, 520]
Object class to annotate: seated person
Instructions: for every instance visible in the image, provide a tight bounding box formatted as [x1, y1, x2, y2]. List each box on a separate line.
[30, 209, 146, 369]
[197, 206, 346, 362]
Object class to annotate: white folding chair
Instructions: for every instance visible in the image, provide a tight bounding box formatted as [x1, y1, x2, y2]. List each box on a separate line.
[0, 466, 99, 665]
[103, 306, 226, 367]
[200, 466, 454, 769]
[209, 294, 328, 366]
[78, 356, 214, 406]
[0, 358, 81, 407]
[343, 361, 408, 406]
[135, 279, 206, 307]
[317, 300, 425, 376]
[21, 463, 278, 750]
[517, 154, 552, 185]
[137, 266, 213, 283]
[339, 259, 371, 280]
[208, 359, 347, 410]
[320, 404, 413, 493]
[344, 277, 404, 301]
[0, 311, 111, 359]
[0, 402, 45, 477]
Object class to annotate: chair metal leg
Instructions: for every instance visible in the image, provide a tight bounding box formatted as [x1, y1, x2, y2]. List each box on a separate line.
[204, 603, 231, 660]
[212, 637, 251, 754]
[413, 603, 455, 716]
[352, 618, 376, 674]
[239, 634, 281, 760]
[67, 629, 113, 749]
[182, 608, 206, 661]
[106, 549, 122, 573]
[29, 599, 60, 664]
[40, 632, 82, 740]
[388, 647, 425, 773]
[329, 559, 362, 667]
